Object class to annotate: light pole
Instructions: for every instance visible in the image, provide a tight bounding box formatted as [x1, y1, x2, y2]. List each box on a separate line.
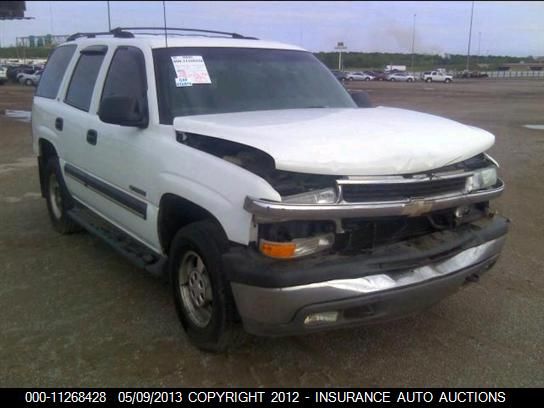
[411, 14, 416, 73]
[466, 0, 475, 72]
[335, 42, 347, 71]
[477, 31, 481, 66]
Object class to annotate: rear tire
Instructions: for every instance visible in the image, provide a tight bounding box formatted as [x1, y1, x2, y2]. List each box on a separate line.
[445, 78, 452, 83]
[426, 78, 432, 83]
[169, 220, 241, 352]
[44, 159, 81, 234]
[25, 79, 33, 86]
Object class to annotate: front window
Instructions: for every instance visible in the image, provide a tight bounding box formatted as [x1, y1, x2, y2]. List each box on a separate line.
[153, 47, 356, 123]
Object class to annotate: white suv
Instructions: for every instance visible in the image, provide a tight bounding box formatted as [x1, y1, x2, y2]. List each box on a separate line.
[32, 28, 507, 351]
[422, 71, 453, 83]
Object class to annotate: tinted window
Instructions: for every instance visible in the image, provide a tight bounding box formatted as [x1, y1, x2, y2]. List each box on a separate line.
[36, 45, 76, 99]
[153, 47, 355, 123]
[101, 46, 147, 102]
[65, 52, 106, 111]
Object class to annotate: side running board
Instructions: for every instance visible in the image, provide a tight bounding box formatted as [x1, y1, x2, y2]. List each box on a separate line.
[67, 206, 167, 278]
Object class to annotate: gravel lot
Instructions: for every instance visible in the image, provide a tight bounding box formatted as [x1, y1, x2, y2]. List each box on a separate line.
[0, 79, 543, 387]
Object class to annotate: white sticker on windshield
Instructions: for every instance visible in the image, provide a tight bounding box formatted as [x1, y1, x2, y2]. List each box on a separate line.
[175, 77, 192, 87]
[171, 56, 211, 87]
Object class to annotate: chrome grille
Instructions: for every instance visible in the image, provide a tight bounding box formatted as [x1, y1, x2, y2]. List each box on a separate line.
[340, 176, 468, 203]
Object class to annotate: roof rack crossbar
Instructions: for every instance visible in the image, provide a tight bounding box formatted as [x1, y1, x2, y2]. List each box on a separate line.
[65, 27, 257, 43]
[66, 28, 134, 42]
[116, 27, 257, 40]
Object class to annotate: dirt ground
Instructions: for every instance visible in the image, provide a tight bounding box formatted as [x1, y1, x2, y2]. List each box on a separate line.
[0, 79, 543, 387]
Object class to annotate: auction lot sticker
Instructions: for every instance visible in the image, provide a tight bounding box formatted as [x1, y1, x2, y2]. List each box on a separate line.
[171, 56, 211, 87]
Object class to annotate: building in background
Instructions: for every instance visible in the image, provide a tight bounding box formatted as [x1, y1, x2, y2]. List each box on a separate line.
[16, 35, 69, 48]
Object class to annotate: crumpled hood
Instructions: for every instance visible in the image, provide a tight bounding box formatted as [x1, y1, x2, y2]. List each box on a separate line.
[173, 107, 495, 176]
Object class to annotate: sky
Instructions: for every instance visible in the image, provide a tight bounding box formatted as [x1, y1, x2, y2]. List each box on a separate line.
[1, 1, 543, 57]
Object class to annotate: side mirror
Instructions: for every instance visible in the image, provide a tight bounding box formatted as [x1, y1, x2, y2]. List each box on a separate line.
[98, 96, 148, 128]
[350, 91, 373, 108]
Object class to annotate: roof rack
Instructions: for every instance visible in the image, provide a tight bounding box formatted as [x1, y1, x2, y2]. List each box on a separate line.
[119, 27, 257, 40]
[66, 28, 133, 42]
[66, 27, 257, 42]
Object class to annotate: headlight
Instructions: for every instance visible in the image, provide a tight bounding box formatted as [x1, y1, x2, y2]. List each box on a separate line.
[259, 233, 335, 259]
[469, 167, 498, 191]
[282, 187, 337, 204]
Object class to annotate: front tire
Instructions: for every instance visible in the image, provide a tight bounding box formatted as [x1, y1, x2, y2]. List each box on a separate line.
[169, 220, 240, 352]
[44, 159, 81, 234]
[25, 79, 33, 86]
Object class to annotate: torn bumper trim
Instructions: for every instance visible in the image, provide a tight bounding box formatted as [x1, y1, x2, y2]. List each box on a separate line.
[231, 235, 506, 336]
[244, 179, 504, 222]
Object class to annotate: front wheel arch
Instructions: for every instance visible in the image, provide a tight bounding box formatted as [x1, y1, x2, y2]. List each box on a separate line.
[158, 193, 229, 256]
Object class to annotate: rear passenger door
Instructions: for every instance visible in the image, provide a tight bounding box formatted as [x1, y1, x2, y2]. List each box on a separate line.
[32, 44, 77, 161]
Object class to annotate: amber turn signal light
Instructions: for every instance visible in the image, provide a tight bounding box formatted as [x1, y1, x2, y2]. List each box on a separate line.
[259, 240, 296, 259]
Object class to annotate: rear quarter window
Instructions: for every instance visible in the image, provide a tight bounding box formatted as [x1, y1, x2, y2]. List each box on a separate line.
[36, 45, 77, 99]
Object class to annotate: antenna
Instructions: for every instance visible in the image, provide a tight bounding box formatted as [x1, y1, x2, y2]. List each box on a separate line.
[162, 1, 168, 47]
[107, 1, 111, 31]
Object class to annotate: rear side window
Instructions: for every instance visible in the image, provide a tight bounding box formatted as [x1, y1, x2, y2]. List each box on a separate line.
[65, 49, 106, 111]
[101, 46, 147, 102]
[36, 45, 76, 99]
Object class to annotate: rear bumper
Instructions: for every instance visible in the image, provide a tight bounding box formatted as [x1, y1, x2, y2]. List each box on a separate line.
[227, 216, 508, 336]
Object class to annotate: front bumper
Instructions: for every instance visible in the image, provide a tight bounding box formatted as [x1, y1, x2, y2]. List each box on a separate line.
[226, 216, 508, 336]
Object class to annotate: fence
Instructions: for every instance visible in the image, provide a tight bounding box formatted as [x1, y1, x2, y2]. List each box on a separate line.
[482, 70, 544, 79]
[407, 70, 544, 80]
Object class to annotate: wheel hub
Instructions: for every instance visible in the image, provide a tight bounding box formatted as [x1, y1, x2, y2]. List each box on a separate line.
[188, 268, 209, 307]
[49, 173, 63, 219]
[178, 250, 213, 327]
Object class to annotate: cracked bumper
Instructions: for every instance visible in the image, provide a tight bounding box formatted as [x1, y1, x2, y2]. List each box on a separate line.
[227, 216, 508, 336]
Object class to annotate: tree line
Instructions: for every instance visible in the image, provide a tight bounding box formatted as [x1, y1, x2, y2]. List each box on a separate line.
[0, 46, 535, 71]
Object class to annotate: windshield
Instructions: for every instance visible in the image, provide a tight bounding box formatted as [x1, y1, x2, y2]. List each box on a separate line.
[153, 47, 356, 123]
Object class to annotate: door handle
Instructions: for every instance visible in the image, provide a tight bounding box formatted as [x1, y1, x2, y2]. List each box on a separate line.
[55, 117, 63, 131]
[86, 129, 98, 145]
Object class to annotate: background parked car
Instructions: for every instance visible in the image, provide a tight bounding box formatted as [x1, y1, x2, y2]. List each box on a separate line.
[387, 72, 416, 82]
[331, 69, 348, 81]
[19, 70, 42, 86]
[6, 65, 43, 83]
[459, 70, 489, 79]
[16, 68, 39, 82]
[370, 71, 388, 81]
[345, 71, 374, 81]
[0, 65, 7, 85]
[422, 71, 453, 83]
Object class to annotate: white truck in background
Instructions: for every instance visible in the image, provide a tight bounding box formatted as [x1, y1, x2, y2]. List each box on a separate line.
[422, 70, 454, 83]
